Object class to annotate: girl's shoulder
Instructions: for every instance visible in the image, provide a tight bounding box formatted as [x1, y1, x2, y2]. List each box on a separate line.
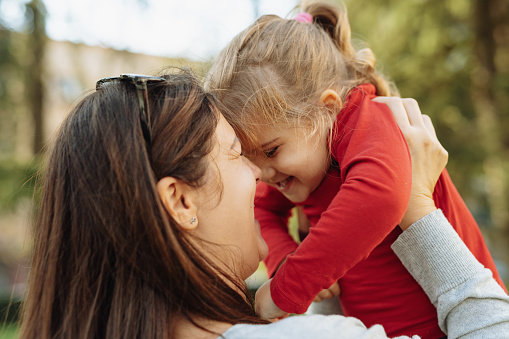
[340, 83, 385, 121]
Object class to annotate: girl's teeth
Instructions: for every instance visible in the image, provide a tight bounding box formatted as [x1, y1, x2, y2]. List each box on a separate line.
[277, 177, 290, 189]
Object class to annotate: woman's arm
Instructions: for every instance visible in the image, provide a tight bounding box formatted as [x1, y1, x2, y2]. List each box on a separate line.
[376, 96, 509, 338]
[230, 211, 509, 339]
[393, 210, 509, 338]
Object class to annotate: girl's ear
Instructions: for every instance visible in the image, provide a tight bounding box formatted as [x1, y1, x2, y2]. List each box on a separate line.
[156, 177, 199, 231]
[319, 89, 342, 118]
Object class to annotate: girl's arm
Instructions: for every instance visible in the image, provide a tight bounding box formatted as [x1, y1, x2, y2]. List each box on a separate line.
[373, 97, 448, 230]
[258, 87, 413, 316]
[254, 98, 509, 335]
[254, 182, 297, 277]
[247, 211, 509, 338]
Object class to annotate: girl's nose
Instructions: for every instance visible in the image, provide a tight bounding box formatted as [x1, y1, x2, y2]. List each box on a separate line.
[261, 165, 277, 183]
[244, 157, 262, 184]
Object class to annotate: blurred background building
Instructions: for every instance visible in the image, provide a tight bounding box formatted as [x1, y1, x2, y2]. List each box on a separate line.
[0, 0, 508, 335]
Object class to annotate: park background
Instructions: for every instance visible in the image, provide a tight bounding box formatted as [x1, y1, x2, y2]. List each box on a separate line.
[0, 0, 508, 337]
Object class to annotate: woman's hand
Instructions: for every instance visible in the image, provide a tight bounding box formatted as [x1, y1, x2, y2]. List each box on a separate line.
[373, 97, 448, 230]
[255, 279, 289, 321]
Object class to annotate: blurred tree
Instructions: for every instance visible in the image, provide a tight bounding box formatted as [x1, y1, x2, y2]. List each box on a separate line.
[0, 0, 48, 215]
[0, 0, 47, 158]
[472, 0, 509, 231]
[341, 0, 509, 279]
[25, 0, 47, 155]
[0, 1, 27, 157]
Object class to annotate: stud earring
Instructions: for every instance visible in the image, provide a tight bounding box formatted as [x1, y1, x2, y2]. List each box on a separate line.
[190, 217, 197, 225]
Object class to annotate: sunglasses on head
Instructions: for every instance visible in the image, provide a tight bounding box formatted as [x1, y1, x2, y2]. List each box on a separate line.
[96, 74, 166, 150]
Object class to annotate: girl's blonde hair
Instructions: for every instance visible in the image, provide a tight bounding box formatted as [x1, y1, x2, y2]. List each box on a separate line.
[206, 1, 398, 153]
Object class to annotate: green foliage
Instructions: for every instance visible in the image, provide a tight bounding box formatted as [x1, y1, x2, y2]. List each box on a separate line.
[0, 159, 41, 212]
[0, 297, 21, 325]
[342, 0, 509, 213]
[0, 29, 28, 156]
[0, 323, 19, 339]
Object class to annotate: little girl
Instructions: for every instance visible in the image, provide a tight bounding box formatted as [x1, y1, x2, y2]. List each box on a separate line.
[206, 2, 507, 338]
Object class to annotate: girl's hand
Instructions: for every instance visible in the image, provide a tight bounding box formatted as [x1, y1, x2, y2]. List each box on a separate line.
[255, 279, 289, 321]
[313, 281, 341, 303]
[373, 97, 448, 230]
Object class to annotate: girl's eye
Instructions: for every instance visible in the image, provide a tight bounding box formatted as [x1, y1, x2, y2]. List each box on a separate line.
[264, 146, 278, 158]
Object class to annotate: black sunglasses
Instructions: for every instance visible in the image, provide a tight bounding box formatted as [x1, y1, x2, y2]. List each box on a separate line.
[96, 74, 166, 149]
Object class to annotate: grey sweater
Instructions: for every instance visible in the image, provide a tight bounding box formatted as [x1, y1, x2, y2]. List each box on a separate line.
[222, 210, 509, 338]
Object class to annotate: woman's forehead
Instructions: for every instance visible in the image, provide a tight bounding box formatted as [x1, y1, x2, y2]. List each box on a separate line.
[213, 115, 238, 151]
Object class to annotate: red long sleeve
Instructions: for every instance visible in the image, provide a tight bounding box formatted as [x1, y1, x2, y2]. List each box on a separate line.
[433, 169, 507, 292]
[256, 84, 506, 338]
[269, 84, 412, 313]
[255, 184, 296, 277]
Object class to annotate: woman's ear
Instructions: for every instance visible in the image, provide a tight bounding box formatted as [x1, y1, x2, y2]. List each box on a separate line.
[156, 177, 199, 230]
[319, 89, 342, 118]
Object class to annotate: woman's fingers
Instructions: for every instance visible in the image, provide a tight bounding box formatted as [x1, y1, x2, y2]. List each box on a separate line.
[374, 97, 427, 133]
[372, 96, 410, 130]
[401, 98, 423, 127]
[421, 114, 440, 143]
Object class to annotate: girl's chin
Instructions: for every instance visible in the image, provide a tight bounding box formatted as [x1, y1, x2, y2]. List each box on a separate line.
[276, 176, 294, 193]
[284, 189, 310, 203]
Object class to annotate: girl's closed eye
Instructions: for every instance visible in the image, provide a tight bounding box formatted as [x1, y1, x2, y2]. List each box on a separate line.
[264, 146, 279, 159]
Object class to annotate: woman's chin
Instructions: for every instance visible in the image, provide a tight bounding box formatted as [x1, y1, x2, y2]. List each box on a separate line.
[254, 219, 269, 261]
[258, 239, 269, 261]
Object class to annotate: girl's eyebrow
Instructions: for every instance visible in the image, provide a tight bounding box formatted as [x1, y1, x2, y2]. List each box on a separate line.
[261, 138, 280, 148]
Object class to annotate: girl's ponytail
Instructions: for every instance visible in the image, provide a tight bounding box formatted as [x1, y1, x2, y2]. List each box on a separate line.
[304, 3, 356, 60]
[304, 2, 398, 96]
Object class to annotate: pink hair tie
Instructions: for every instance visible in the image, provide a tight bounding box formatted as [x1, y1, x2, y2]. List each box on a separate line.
[294, 12, 313, 23]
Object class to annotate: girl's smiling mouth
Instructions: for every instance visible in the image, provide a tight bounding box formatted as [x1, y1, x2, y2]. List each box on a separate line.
[276, 176, 294, 192]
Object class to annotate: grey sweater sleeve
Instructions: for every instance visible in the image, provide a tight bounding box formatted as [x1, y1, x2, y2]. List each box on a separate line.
[391, 209, 509, 339]
[222, 210, 509, 339]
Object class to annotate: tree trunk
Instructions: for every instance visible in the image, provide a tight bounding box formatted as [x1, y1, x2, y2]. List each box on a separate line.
[472, 0, 509, 284]
[26, 0, 46, 155]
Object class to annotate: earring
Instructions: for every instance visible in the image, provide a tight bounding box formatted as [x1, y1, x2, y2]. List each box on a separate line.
[190, 217, 197, 225]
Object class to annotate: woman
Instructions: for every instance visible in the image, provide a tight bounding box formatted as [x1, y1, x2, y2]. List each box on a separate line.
[19, 69, 509, 338]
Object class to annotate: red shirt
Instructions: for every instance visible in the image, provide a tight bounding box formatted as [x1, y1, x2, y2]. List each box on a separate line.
[255, 84, 507, 338]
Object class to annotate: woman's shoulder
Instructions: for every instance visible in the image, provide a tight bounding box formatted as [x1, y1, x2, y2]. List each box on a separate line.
[221, 314, 397, 338]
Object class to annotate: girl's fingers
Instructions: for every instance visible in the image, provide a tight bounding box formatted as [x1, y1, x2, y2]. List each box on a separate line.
[329, 282, 341, 297]
[318, 289, 334, 299]
[314, 295, 323, 303]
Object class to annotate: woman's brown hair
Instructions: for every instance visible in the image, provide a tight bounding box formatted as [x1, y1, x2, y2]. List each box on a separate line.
[19, 69, 267, 339]
[206, 1, 398, 153]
